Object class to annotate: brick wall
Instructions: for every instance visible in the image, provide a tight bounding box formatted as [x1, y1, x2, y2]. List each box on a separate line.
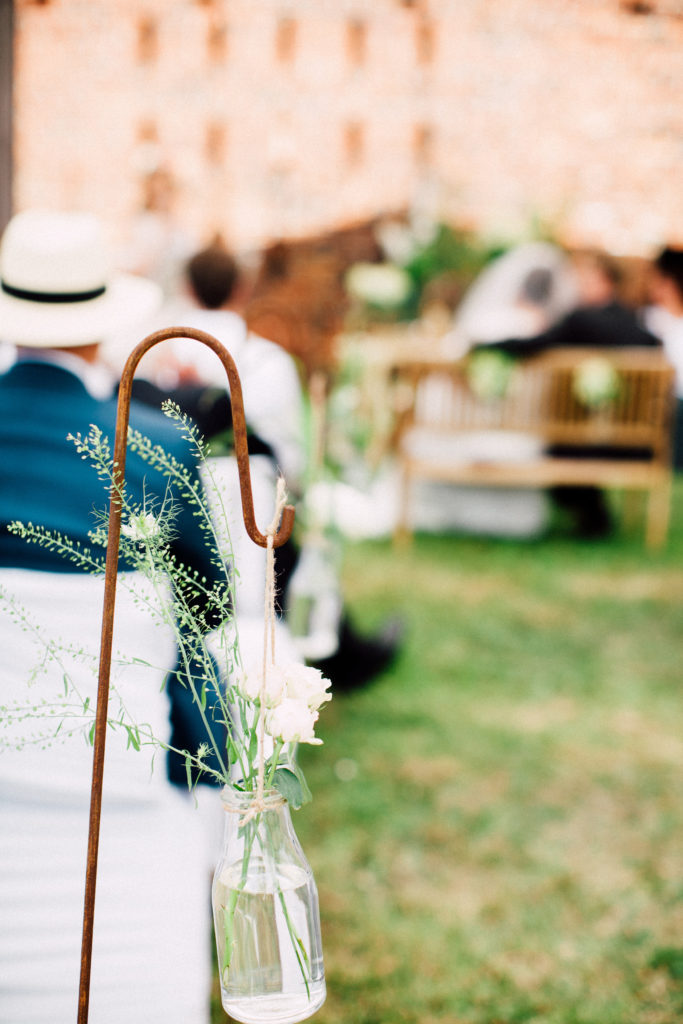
[12, 0, 683, 257]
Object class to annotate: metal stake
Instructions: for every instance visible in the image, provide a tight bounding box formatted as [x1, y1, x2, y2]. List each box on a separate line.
[77, 327, 295, 1024]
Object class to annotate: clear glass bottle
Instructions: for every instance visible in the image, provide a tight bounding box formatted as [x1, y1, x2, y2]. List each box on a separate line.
[286, 535, 342, 662]
[212, 787, 326, 1024]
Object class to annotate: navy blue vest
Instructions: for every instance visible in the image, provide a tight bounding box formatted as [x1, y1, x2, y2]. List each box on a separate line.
[0, 360, 216, 580]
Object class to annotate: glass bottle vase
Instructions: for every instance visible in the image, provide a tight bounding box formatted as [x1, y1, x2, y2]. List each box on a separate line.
[212, 787, 326, 1024]
[286, 535, 342, 663]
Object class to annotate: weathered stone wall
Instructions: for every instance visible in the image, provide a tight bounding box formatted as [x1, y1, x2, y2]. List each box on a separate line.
[12, 0, 683, 256]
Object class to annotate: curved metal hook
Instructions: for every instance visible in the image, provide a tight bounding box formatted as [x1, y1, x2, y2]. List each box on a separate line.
[116, 326, 295, 548]
[78, 326, 295, 1024]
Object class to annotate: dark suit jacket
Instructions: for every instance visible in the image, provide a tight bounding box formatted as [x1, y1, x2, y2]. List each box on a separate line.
[0, 358, 228, 783]
[488, 301, 661, 358]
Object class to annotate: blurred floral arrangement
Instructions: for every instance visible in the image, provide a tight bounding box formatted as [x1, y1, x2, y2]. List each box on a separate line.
[572, 356, 622, 410]
[465, 348, 517, 401]
[345, 262, 414, 314]
[344, 217, 503, 326]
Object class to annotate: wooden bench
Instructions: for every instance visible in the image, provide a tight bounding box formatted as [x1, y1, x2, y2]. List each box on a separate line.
[392, 347, 676, 548]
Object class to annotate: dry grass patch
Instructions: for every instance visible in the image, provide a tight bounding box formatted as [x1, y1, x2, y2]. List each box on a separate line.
[562, 568, 683, 601]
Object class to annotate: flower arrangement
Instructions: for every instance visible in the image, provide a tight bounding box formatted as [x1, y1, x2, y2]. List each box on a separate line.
[345, 260, 415, 311]
[1, 402, 329, 1023]
[572, 356, 622, 411]
[239, 660, 330, 746]
[466, 348, 516, 400]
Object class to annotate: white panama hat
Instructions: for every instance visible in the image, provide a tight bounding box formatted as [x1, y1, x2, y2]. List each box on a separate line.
[0, 210, 162, 348]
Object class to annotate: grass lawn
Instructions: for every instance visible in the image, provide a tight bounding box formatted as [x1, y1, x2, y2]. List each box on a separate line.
[217, 483, 683, 1024]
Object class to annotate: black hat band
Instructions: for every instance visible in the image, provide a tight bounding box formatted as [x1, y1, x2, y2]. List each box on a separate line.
[1, 280, 107, 304]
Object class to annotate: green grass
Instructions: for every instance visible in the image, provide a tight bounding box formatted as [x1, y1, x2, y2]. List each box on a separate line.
[217, 484, 683, 1023]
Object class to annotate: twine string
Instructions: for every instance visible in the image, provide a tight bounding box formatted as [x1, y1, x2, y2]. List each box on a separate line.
[240, 477, 288, 825]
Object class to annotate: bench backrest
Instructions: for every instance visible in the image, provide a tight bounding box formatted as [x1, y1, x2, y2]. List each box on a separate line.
[394, 348, 676, 464]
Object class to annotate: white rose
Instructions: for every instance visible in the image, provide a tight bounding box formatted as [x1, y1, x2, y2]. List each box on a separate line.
[266, 698, 322, 745]
[282, 662, 332, 710]
[238, 662, 286, 707]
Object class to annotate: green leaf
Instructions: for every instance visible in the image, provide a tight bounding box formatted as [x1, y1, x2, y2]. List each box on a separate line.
[289, 756, 312, 806]
[297, 935, 310, 967]
[273, 766, 311, 810]
[125, 726, 140, 752]
[248, 729, 258, 765]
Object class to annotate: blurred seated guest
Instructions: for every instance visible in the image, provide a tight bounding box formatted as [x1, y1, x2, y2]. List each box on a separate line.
[139, 235, 307, 494]
[134, 237, 402, 692]
[642, 246, 683, 468]
[482, 249, 661, 538]
[485, 249, 661, 357]
[444, 240, 577, 355]
[514, 267, 558, 333]
[0, 211, 219, 1022]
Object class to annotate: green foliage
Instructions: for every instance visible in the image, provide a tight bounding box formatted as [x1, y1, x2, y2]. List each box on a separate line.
[650, 948, 683, 981]
[403, 223, 503, 295]
[273, 764, 312, 810]
[345, 223, 507, 327]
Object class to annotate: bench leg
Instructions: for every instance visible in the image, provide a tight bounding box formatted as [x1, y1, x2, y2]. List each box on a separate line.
[393, 463, 414, 547]
[645, 479, 672, 550]
[621, 489, 644, 536]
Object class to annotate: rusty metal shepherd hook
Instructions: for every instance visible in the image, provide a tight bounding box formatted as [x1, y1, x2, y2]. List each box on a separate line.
[77, 327, 295, 1024]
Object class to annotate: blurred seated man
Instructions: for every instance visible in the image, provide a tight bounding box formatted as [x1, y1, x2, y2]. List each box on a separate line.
[162, 236, 307, 493]
[0, 211, 223, 1022]
[642, 246, 683, 469]
[482, 249, 661, 538]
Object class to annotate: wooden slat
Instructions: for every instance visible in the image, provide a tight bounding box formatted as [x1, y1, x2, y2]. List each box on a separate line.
[403, 456, 666, 488]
